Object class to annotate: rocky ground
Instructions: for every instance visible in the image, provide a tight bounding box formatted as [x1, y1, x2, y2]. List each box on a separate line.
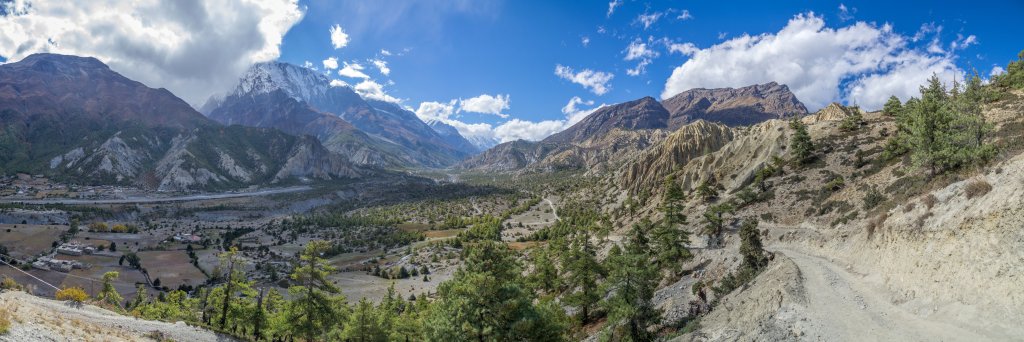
[0, 290, 229, 342]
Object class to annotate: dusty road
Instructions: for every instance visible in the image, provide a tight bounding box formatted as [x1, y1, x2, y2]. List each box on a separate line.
[771, 247, 995, 342]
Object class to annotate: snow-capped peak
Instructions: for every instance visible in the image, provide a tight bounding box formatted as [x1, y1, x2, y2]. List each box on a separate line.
[232, 62, 337, 102]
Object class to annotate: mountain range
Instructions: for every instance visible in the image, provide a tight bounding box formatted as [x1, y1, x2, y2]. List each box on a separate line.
[204, 62, 477, 168]
[0, 54, 365, 191]
[459, 83, 807, 172]
[0, 53, 812, 189]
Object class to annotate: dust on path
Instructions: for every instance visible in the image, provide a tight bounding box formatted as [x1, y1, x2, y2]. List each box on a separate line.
[770, 247, 995, 342]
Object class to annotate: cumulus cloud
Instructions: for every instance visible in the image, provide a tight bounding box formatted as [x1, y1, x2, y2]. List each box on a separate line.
[380, 49, 392, 56]
[416, 96, 605, 146]
[661, 13, 966, 111]
[582, 36, 591, 47]
[414, 100, 458, 121]
[322, 57, 338, 70]
[354, 79, 399, 103]
[0, 0, 304, 106]
[329, 79, 349, 87]
[460, 94, 510, 118]
[370, 59, 390, 76]
[330, 24, 349, 49]
[555, 64, 614, 95]
[607, 0, 621, 18]
[338, 61, 370, 79]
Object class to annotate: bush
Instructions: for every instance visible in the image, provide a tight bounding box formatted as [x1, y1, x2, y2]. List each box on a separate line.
[56, 287, 89, 303]
[0, 276, 18, 291]
[964, 179, 992, 199]
[862, 187, 886, 210]
[0, 307, 10, 335]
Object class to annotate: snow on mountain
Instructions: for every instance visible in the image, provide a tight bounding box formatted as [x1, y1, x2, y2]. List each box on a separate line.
[232, 62, 334, 102]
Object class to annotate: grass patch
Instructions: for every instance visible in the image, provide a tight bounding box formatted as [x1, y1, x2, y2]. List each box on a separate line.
[964, 179, 993, 199]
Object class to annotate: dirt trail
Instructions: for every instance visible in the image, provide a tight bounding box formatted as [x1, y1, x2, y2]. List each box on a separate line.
[770, 247, 995, 342]
[544, 197, 559, 220]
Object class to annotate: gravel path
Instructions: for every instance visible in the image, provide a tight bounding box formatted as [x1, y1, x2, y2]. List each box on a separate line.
[772, 248, 994, 342]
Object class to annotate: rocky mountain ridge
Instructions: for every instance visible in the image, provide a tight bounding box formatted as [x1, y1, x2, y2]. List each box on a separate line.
[0, 54, 365, 191]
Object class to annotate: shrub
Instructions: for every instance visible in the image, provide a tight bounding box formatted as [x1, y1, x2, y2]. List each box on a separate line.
[0, 276, 18, 291]
[56, 287, 89, 303]
[862, 187, 886, 210]
[0, 307, 10, 335]
[964, 179, 992, 199]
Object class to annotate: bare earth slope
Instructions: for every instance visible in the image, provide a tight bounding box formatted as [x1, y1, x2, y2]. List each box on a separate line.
[0, 291, 230, 342]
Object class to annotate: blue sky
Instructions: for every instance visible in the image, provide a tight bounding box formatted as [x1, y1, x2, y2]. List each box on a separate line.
[270, 0, 1024, 143]
[1, 0, 1021, 145]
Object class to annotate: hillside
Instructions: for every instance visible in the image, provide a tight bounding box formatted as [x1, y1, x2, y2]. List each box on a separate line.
[662, 82, 808, 128]
[0, 54, 366, 191]
[0, 290, 227, 341]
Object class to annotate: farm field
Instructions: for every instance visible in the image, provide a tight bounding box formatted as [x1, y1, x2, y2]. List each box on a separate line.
[137, 250, 207, 288]
[0, 224, 67, 258]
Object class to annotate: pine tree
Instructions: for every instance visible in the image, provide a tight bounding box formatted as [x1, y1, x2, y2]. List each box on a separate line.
[425, 240, 567, 341]
[651, 175, 692, 277]
[882, 95, 903, 116]
[789, 117, 814, 164]
[739, 219, 768, 270]
[701, 203, 732, 249]
[287, 240, 348, 341]
[526, 246, 561, 295]
[335, 298, 387, 341]
[562, 231, 604, 325]
[909, 75, 952, 177]
[601, 224, 661, 342]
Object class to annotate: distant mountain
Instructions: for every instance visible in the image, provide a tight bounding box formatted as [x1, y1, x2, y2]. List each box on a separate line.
[544, 96, 670, 145]
[459, 97, 673, 172]
[206, 62, 475, 168]
[0, 54, 365, 191]
[425, 120, 481, 153]
[661, 82, 807, 128]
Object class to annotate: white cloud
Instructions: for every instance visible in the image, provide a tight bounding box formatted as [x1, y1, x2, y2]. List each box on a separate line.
[677, 10, 693, 21]
[354, 79, 399, 103]
[661, 13, 966, 111]
[338, 61, 370, 79]
[667, 42, 699, 56]
[370, 59, 390, 76]
[950, 34, 977, 50]
[717, 32, 728, 39]
[562, 96, 603, 126]
[459, 94, 510, 118]
[555, 64, 614, 95]
[0, 0, 304, 106]
[625, 38, 659, 76]
[607, 0, 621, 18]
[303, 60, 314, 69]
[380, 49, 392, 56]
[329, 24, 349, 49]
[322, 57, 338, 70]
[414, 100, 458, 121]
[417, 96, 606, 145]
[494, 119, 567, 142]
[582, 36, 590, 47]
[329, 79, 349, 87]
[838, 4, 855, 21]
[636, 12, 662, 30]
[990, 65, 1006, 77]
